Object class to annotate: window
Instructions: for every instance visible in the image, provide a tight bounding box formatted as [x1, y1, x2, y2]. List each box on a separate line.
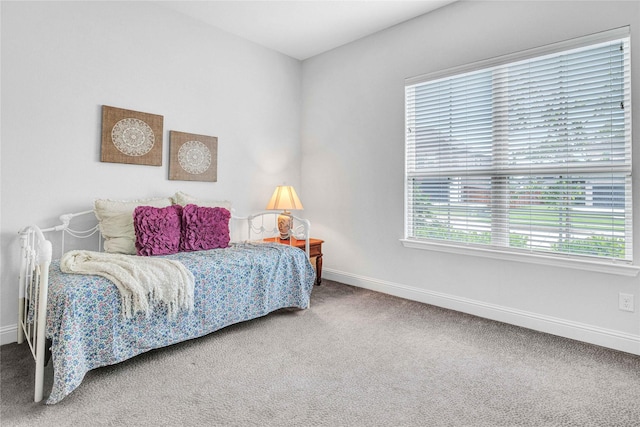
[404, 28, 632, 265]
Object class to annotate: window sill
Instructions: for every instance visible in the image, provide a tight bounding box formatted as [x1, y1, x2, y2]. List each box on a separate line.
[400, 239, 640, 277]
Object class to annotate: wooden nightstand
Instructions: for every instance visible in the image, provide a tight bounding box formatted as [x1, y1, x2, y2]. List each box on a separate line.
[264, 237, 324, 285]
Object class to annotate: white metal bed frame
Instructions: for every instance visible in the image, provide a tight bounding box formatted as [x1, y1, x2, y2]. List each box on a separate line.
[17, 209, 310, 402]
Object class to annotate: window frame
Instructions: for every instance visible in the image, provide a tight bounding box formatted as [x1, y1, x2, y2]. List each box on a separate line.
[402, 27, 638, 276]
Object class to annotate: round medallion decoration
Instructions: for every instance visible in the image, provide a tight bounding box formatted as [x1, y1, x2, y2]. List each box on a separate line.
[111, 118, 155, 157]
[178, 140, 211, 174]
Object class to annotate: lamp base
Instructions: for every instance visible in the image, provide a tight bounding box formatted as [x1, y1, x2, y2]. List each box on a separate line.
[277, 211, 292, 240]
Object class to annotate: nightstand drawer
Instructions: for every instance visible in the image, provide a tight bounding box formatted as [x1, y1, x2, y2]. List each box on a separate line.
[309, 245, 322, 258]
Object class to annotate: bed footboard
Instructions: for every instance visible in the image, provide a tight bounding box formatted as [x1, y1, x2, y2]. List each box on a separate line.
[18, 210, 98, 402]
[235, 211, 311, 254]
[17, 225, 52, 403]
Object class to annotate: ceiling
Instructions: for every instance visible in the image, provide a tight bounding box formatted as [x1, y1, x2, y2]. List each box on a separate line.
[161, 1, 458, 60]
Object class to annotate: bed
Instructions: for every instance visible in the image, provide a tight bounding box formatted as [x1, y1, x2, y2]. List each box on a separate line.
[17, 194, 316, 404]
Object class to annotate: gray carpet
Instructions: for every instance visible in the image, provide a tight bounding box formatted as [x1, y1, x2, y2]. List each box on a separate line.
[2, 280, 640, 426]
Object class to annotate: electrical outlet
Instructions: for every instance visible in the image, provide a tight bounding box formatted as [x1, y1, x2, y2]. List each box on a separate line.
[619, 293, 634, 312]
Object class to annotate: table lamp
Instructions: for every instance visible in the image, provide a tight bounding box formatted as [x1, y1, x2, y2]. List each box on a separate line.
[265, 185, 304, 240]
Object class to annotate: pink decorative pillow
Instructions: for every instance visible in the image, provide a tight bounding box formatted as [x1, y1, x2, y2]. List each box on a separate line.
[181, 204, 231, 251]
[133, 205, 183, 256]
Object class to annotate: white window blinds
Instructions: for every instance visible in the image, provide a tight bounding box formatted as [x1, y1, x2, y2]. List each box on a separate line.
[405, 27, 632, 262]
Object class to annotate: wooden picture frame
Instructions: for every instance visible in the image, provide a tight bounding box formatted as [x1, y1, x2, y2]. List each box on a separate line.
[169, 131, 218, 182]
[101, 105, 163, 166]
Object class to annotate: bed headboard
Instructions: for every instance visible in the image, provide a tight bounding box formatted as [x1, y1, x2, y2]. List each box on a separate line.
[18, 209, 311, 261]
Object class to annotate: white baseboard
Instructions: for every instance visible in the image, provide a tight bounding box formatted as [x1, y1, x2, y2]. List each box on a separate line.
[1, 324, 18, 346]
[323, 268, 640, 356]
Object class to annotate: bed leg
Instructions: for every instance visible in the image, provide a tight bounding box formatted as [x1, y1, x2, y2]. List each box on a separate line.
[34, 256, 51, 403]
[34, 352, 45, 403]
[17, 298, 25, 344]
[17, 234, 28, 344]
[45, 338, 53, 366]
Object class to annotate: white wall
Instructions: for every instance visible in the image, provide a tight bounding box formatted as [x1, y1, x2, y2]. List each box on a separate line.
[3, 0, 639, 355]
[0, 1, 302, 341]
[301, 0, 640, 354]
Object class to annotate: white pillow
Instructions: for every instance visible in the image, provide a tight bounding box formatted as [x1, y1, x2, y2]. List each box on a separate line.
[172, 191, 232, 211]
[94, 197, 173, 254]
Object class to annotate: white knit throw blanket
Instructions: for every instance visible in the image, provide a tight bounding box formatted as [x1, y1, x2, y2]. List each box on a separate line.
[60, 250, 194, 319]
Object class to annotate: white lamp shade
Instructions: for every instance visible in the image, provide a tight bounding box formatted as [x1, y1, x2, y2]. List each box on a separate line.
[265, 186, 304, 211]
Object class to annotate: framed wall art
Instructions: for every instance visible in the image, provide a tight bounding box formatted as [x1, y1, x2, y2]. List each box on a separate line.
[169, 131, 218, 182]
[101, 105, 163, 166]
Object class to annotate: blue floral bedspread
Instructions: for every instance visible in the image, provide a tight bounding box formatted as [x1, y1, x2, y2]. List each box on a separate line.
[44, 242, 315, 404]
